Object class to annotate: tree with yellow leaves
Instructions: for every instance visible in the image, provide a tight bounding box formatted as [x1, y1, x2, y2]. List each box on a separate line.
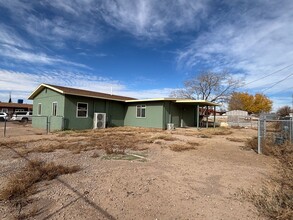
[228, 92, 272, 114]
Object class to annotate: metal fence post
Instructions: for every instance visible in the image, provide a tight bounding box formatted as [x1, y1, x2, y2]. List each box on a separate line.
[289, 117, 293, 143]
[4, 118, 7, 137]
[258, 119, 262, 154]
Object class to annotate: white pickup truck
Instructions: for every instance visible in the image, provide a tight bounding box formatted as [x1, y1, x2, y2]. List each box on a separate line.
[11, 111, 32, 123]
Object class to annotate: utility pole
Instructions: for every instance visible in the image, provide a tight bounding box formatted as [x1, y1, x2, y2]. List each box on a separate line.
[8, 91, 12, 103]
[291, 94, 293, 116]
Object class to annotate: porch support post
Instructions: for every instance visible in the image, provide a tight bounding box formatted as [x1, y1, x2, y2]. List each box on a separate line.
[213, 105, 216, 128]
[196, 105, 199, 129]
[206, 106, 208, 128]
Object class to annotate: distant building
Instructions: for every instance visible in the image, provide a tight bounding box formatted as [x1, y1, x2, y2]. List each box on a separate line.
[226, 110, 248, 116]
[0, 102, 33, 118]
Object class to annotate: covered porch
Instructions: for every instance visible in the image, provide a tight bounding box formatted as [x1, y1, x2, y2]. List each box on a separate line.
[165, 100, 220, 129]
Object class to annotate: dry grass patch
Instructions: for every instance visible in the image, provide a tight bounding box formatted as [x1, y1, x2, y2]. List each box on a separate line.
[205, 128, 233, 135]
[187, 140, 200, 146]
[150, 134, 177, 142]
[197, 134, 212, 138]
[5, 127, 156, 156]
[0, 160, 80, 201]
[91, 152, 100, 158]
[226, 137, 247, 142]
[244, 136, 277, 155]
[169, 143, 197, 152]
[244, 143, 293, 220]
[0, 160, 80, 219]
[244, 136, 258, 151]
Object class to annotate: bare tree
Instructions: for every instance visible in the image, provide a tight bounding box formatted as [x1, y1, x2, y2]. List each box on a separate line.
[277, 105, 291, 117]
[170, 70, 242, 103]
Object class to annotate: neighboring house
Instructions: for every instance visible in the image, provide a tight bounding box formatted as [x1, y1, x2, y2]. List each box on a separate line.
[28, 84, 218, 131]
[0, 102, 33, 118]
[226, 110, 248, 116]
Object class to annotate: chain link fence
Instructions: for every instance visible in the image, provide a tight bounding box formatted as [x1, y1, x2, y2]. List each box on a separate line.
[227, 115, 258, 128]
[1, 116, 65, 137]
[257, 117, 293, 154]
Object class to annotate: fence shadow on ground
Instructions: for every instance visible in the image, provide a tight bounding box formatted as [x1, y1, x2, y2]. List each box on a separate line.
[3, 144, 116, 220]
[0, 121, 47, 137]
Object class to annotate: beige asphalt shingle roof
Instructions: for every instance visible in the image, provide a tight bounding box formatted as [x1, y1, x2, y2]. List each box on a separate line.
[28, 84, 219, 106]
[28, 84, 136, 101]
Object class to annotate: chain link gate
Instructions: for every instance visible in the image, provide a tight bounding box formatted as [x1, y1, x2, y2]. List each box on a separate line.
[257, 117, 293, 154]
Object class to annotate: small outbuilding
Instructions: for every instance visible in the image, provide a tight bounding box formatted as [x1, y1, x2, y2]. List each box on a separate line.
[28, 84, 219, 131]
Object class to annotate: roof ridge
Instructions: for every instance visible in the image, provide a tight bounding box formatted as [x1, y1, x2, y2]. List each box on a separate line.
[44, 83, 136, 99]
[27, 83, 136, 101]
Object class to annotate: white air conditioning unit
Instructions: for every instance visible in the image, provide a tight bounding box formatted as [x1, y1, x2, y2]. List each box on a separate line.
[93, 113, 106, 129]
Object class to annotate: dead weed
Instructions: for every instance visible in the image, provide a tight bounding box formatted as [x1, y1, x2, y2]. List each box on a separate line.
[244, 143, 293, 219]
[0, 160, 80, 201]
[0, 160, 80, 219]
[200, 128, 233, 136]
[226, 137, 247, 142]
[169, 143, 197, 152]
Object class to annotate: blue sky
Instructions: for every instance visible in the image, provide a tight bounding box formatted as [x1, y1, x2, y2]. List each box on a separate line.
[0, 0, 293, 110]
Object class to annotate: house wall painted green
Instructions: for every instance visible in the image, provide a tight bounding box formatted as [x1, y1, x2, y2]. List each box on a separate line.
[32, 88, 126, 131]
[32, 88, 65, 131]
[64, 95, 126, 130]
[163, 102, 197, 128]
[31, 86, 214, 131]
[63, 95, 94, 130]
[124, 102, 164, 129]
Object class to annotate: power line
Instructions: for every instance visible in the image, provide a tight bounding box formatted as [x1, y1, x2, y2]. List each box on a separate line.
[262, 72, 293, 92]
[244, 63, 293, 86]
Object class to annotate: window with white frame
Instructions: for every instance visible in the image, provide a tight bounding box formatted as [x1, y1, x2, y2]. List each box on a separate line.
[136, 105, 146, 118]
[1, 108, 8, 113]
[52, 102, 57, 116]
[77, 102, 88, 118]
[38, 103, 42, 115]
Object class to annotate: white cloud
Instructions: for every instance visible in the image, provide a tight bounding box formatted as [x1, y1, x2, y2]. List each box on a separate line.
[177, 1, 293, 95]
[99, 0, 207, 39]
[116, 88, 175, 99]
[0, 23, 90, 69]
[42, 0, 208, 40]
[0, 69, 175, 103]
[0, 24, 31, 49]
[0, 1, 103, 47]
[0, 44, 90, 69]
[23, 15, 102, 46]
[1, 0, 208, 45]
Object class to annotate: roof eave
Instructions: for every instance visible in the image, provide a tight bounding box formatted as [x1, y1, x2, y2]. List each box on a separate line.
[28, 84, 64, 100]
[175, 100, 220, 106]
[125, 98, 178, 103]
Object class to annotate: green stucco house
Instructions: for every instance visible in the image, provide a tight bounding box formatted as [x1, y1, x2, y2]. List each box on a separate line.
[28, 84, 218, 131]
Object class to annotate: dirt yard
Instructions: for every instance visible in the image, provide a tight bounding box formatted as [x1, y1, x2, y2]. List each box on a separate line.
[0, 126, 275, 219]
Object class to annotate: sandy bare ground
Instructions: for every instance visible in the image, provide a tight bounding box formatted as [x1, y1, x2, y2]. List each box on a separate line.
[0, 126, 275, 219]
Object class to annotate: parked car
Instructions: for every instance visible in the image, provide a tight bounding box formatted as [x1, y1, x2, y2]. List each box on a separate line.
[0, 112, 8, 121]
[11, 111, 32, 123]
